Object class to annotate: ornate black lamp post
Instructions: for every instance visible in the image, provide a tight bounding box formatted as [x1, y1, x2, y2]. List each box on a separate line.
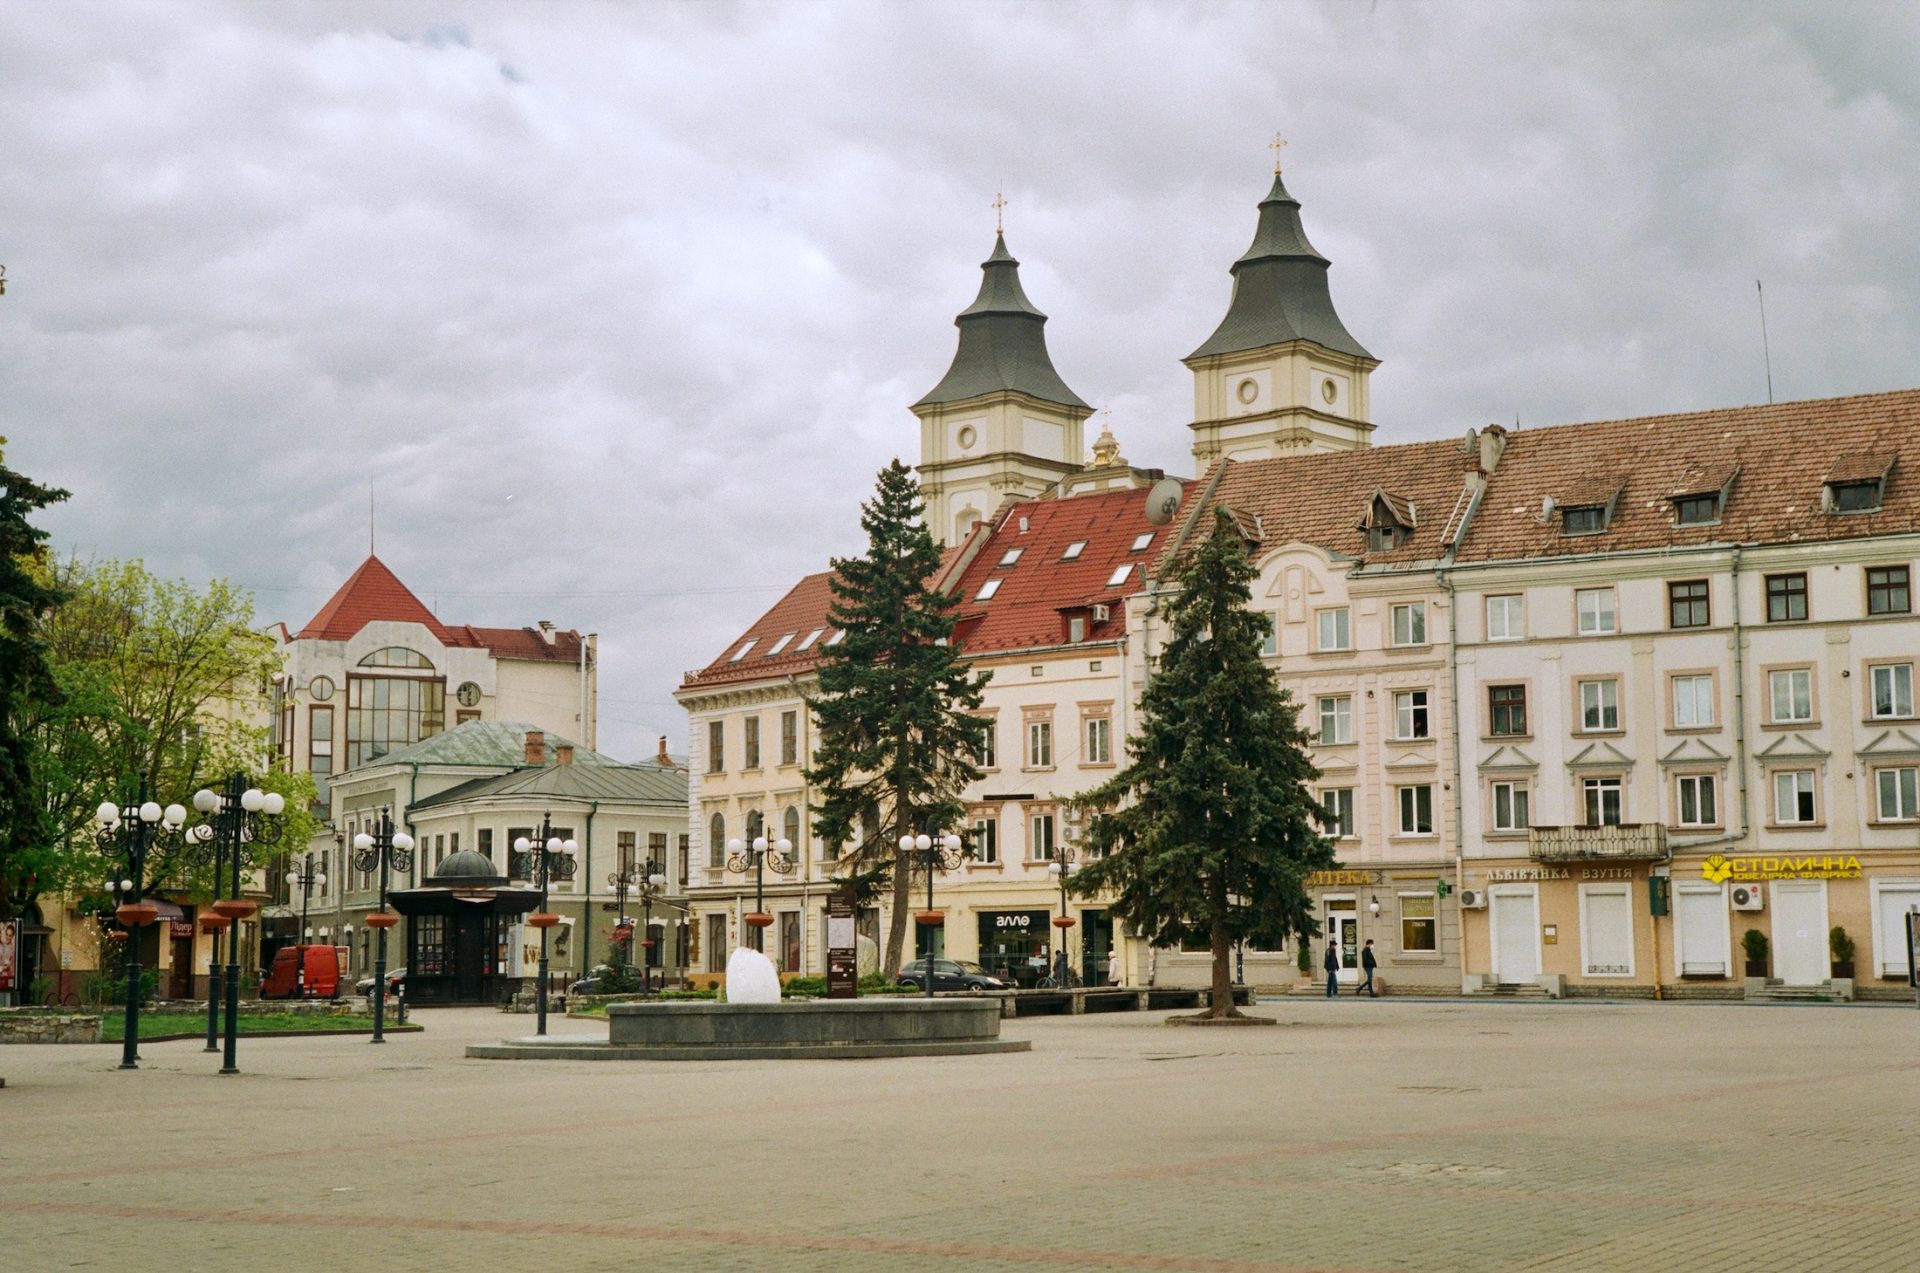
[94, 783, 188, 1070]
[191, 774, 285, 1076]
[608, 866, 636, 968]
[899, 822, 965, 999]
[512, 815, 576, 1037]
[633, 863, 670, 992]
[351, 810, 414, 1044]
[181, 806, 231, 1052]
[1046, 844, 1081, 986]
[725, 824, 793, 952]
[283, 853, 327, 996]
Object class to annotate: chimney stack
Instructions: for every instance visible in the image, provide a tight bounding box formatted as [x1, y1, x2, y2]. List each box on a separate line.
[556, 744, 574, 766]
[656, 736, 670, 766]
[524, 730, 546, 765]
[538, 620, 556, 644]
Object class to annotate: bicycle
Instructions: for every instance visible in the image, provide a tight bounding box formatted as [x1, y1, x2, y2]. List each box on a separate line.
[1036, 968, 1083, 990]
[40, 987, 81, 1008]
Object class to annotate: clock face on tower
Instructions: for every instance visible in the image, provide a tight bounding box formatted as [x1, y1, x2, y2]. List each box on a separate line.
[456, 681, 481, 708]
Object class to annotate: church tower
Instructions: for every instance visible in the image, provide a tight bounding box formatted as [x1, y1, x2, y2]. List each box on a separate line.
[914, 232, 1093, 546]
[1186, 159, 1379, 468]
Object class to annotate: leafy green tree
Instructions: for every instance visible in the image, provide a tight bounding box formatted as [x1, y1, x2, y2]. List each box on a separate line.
[1071, 509, 1334, 1019]
[0, 438, 70, 920]
[807, 460, 986, 976]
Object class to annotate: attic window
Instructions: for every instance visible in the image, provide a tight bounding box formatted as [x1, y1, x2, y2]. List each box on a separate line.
[764, 632, 796, 656]
[1829, 480, 1883, 513]
[1366, 526, 1400, 553]
[1358, 490, 1414, 553]
[999, 548, 1024, 567]
[729, 639, 758, 662]
[797, 627, 825, 651]
[1061, 541, 1087, 561]
[1673, 494, 1721, 526]
[826, 629, 846, 647]
[1130, 532, 1154, 552]
[976, 579, 1003, 601]
[1562, 505, 1608, 535]
[1105, 564, 1133, 588]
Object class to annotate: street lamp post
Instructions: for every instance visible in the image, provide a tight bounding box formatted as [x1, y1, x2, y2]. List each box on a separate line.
[94, 782, 188, 1071]
[512, 814, 577, 1037]
[900, 823, 966, 999]
[608, 866, 634, 970]
[351, 810, 414, 1044]
[1046, 845, 1080, 987]
[284, 853, 327, 998]
[192, 774, 285, 1076]
[725, 826, 793, 953]
[635, 863, 668, 993]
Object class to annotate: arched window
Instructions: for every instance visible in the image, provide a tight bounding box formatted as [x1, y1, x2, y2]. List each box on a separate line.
[746, 809, 765, 841]
[347, 648, 445, 767]
[783, 806, 802, 858]
[357, 647, 435, 669]
[708, 812, 726, 869]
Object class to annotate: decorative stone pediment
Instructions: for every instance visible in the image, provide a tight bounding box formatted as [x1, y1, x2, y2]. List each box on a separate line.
[1858, 728, 1920, 762]
[1478, 744, 1538, 773]
[1385, 745, 1438, 771]
[1659, 737, 1729, 768]
[1756, 733, 1831, 760]
[1567, 740, 1635, 771]
[1312, 750, 1359, 774]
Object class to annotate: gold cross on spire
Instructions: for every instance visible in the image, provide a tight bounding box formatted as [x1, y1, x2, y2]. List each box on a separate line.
[992, 190, 1007, 233]
[1270, 132, 1288, 174]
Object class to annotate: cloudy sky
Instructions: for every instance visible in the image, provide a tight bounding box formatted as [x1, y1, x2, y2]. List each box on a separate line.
[4, 1, 1916, 759]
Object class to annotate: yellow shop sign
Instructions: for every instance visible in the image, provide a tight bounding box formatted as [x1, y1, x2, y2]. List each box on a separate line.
[1701, 853, 1863, 883]
[1306, 869, 1382, 887]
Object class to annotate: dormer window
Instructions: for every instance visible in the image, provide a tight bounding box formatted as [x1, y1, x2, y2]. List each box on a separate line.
[1824, 454, 1893, 515]
[1562, 505, 1608, 535]
[1673, 494, 1720, 526]
[1830, 480, 1883, 513]
[1366, 526, 1400, 553]
[1358, 490, 1415, 554]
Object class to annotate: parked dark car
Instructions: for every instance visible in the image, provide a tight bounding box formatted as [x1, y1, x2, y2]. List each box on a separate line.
[354, 967, 407, 999]
[896, 959, 1010, 991]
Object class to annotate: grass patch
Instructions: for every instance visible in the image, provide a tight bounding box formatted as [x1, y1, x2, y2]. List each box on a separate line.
[101, 1011, 390, 1043]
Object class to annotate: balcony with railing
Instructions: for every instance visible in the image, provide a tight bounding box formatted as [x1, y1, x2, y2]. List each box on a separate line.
[1528, 823, 1667, 863]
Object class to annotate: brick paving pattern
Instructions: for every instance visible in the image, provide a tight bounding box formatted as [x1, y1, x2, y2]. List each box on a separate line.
[3, 999, 1918, 1270]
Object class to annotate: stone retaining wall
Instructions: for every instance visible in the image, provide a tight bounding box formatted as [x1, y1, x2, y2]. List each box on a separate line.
[0, 1011, 103, 1044]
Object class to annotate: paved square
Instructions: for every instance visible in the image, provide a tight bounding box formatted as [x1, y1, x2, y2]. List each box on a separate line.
[4, 999, 1919, 1270]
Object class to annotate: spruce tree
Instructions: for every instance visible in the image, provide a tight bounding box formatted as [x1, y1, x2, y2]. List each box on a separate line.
[1071, 508, 1334, 1019]
[807, 460, 985, 976]
[0, 439, 70, 922]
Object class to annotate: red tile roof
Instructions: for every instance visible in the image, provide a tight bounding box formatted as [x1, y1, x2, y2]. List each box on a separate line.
[1457, 389, 1920, 562]
[680, 484, 1177, 690]
[295, 555, 585, 660]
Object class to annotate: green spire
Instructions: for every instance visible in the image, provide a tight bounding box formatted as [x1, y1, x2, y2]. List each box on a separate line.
[916, 233, 1089, 409]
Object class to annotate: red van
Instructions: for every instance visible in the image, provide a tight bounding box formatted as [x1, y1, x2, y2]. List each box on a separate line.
[260, 945, 343, 1000]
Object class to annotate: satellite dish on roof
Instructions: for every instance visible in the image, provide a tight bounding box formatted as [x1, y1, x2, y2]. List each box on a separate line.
[1464, 427, 1478, 455]
[1540, 495, 1557, 523]
[1145, 477, 1183, 526]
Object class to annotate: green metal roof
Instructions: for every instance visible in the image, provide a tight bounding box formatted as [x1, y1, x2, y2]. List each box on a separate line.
[1186, 173, 1373, 363]
[915, 233, 1089, 410]
[359, 720, 616, 771]
[411, 761, 689, 810]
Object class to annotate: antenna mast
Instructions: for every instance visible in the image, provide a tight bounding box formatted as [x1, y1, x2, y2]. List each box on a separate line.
[1756, 279, 1774, 405]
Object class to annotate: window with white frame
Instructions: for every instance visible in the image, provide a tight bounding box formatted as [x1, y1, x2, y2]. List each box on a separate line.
[1582, 776, 1624, 826]
[1769, 669, 1813, 723]
[1672, 675, 1715, 729]
[1026, 719, 1053, 768]
[1773, 770, 1817, 824]
[969, 815, 998, 864]
[1390, 603, 1427, 646]
[976, 578, 1002, 601]
[972, 717, 997, 768]
[1579, 679, 1620, 731]
[1317, 695, 1353, 744]
[1028, 812, 1056, 861]
[1876, 767, 1919, 821]
[1393, 690, 1431, 740]
[1576, 587, 1617, 635]
[1486, 594, 1524, 641]
[1675, 773, 1719, 826]
[1491, 780, 1530, 832]
[1259, 613, 1278, 657]
[1871, 664, 1914, 718]
[1316, 607, 1351, 651]
[1320, 788, 1355, 838]
[1084, 716, 1111, 765]
[1397, 785, 1435, 835]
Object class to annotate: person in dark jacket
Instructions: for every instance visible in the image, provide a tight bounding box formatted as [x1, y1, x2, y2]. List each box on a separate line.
[1324, 939, 1340, 997]
[1359, 939, 1379, 997]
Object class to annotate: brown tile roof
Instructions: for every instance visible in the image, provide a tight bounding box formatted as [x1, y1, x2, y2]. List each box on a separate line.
[295, 556, 585, 658]
[1163, 438, 1480, 572]
[680, 484, 1175, 691]
[456, 625, 587, 663]
[1459, 389, 1920, 562]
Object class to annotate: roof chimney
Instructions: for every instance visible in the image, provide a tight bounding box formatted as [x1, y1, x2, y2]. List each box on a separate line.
[1479, 423, 1509, 473]
[537, 620, 556, 644]
[656, 736, 670, 767]
[555, 744, 574, 766]
[524, 730, 546, 765]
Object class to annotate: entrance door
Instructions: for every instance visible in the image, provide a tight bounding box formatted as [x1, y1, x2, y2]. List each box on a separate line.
[169, 932, 194, 999]
[1326, 899, 1358, 982]
[1772, 881, 1827, 985]
[1492, 890, 1540, 984]
[454, 913, 486, 1000]
[1081, 910, 1113, 985]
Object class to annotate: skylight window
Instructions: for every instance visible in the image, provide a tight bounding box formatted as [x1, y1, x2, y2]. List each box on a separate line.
[764, 632, 795, 656]
[826, 629, 846, 646]
[797, 627, 825, 651]
[999, 548, 1024, 567]
[1131, 532, 1154, 552]
[1061, 541, 1086, 561]
[729, 639, 758, 662]
[1105, 564, 1133, 588]
[976, 579, 1003, 601]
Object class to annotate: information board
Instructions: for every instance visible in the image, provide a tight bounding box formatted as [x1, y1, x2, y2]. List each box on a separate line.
[0, 919, 18, 992]
[826, 886, 857, 999]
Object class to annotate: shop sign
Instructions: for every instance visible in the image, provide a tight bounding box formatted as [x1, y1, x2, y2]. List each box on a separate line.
[1581, 867, 1634, 880]
[994, 913, 1034, 929]
[0, 920, 16, 991]
[169, 920, 195, 938]
[1306, 870, 1382, 887]
[1487, 867, 1570, 882]
[1701, 854, 1863, 883]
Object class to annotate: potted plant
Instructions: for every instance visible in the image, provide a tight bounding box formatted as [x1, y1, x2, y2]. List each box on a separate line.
[1829, 926, 1856, 979]
[1295, 940, 1314, 987]
[1741, 928, 1769, 978]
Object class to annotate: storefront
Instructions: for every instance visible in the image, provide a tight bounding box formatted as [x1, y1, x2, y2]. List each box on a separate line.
[1307, 868, 1458, 992]
[977, 909, 1051, 987]
[388, 849, 540, 1004]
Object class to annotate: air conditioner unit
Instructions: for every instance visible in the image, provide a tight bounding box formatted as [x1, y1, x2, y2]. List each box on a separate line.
[1092, 603, 1110, 623]
[1731, 882, 1765, 912]
[1459, 888, 1488, 910]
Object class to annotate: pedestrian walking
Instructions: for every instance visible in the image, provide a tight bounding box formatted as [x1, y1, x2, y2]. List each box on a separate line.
[1359, 939, 1378, 997]
[1324, 939, 1340, 997]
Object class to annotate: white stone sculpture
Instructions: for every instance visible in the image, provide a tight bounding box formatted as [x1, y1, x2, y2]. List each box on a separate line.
[725, 946, 781, 1004]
